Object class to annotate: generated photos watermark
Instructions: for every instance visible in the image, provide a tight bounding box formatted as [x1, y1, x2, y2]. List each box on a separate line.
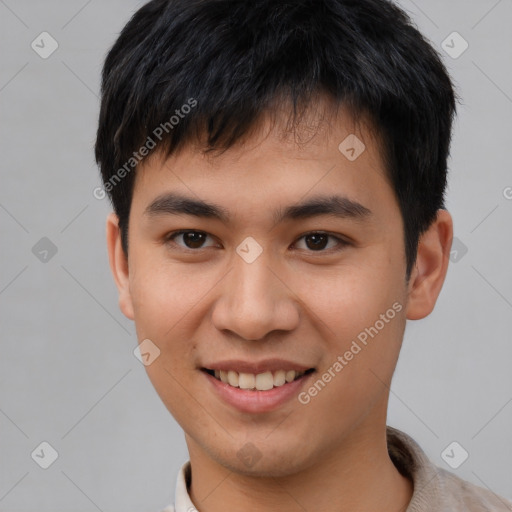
[93, 97, 198, 200]
[298, 301, 403, 405]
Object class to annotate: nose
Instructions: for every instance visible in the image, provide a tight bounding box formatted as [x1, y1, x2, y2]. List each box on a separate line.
[211, 250, 300, 341]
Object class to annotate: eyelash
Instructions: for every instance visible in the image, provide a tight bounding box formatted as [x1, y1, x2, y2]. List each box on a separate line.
[164, 229, 350, 254]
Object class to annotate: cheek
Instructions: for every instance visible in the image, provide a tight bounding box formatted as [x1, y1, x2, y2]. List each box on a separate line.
[291, 254, 406, 391]
[298, 308, 406, 431]
[293, 256, 402, 332]
[130, 257, 199, 323]
[128, 255, 219, 362]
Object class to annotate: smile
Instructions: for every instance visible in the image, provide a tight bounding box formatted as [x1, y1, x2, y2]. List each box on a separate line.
[203, 368, 315, 391]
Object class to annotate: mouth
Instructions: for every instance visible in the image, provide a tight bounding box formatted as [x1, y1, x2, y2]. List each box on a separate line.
[201, 367, 316, 391]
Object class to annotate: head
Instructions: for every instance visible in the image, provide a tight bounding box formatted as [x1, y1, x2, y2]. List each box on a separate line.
[96, 0, 457, 476]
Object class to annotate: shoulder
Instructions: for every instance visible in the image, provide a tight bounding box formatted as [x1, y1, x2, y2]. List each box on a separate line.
[437, 466, 512, 511]
[386, 426, 511, 511]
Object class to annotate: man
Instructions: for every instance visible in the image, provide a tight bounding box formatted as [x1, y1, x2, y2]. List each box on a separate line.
[94, 0, 512, 510]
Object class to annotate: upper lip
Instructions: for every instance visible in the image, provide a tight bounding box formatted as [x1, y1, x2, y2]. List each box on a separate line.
[201, 359, 315, 374]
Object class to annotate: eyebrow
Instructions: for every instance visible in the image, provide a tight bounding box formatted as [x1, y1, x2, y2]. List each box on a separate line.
[144, 192, 373, 224]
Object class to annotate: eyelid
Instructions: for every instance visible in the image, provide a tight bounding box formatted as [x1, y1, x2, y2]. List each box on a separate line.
[165, 229, 219, 250]
[292, 231, 350, 253]
[164, 229, 350, 252]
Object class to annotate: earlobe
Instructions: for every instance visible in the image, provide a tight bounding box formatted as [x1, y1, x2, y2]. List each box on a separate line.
[106, 212, 135, 320]
[405, 209, 453, 320]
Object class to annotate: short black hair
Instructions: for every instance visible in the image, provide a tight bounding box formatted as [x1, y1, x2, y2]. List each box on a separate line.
[94, 0, 460, 282]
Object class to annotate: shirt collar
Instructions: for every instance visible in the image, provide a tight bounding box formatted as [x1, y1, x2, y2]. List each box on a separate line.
[174, 459, 196, 512]
[386, 425, 444, 510]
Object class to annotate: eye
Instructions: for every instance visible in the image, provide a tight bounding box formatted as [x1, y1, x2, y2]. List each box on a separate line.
[164, 230, 349, 253]
[165, 230, 218, 250]
[293, 232, 348, 252]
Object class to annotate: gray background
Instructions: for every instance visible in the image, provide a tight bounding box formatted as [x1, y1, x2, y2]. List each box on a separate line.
[1, 0, 511, 510]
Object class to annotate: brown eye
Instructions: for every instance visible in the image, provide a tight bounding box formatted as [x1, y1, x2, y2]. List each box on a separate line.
[166, 230, 217, 250]
[294, 232, 348, 252]
[304, 233, 329, 250]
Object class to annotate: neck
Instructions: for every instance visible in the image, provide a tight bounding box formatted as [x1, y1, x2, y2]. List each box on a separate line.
[186, 421, 413, 512]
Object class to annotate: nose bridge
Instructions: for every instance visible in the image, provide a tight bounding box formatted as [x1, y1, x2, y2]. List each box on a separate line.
[233, 251, 276, 307]
[211, 246, 299, 340]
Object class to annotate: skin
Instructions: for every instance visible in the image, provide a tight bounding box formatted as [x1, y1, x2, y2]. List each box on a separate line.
[106, 101, 453, 512]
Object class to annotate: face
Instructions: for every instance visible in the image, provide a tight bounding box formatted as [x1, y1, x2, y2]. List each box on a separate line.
[107, 104, 451, 477]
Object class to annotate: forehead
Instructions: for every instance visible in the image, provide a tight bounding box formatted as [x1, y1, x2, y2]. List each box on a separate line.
[130, 103, 396, 227]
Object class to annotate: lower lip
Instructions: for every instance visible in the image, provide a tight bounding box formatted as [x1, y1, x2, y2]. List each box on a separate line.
[202, 370, 315, 414]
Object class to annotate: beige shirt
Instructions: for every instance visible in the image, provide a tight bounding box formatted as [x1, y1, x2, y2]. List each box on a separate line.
[160, 426, 512, 511]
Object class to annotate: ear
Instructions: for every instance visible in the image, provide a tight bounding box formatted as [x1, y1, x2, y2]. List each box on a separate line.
[405, 209, 453, 320]
[106, 212, 135, 320]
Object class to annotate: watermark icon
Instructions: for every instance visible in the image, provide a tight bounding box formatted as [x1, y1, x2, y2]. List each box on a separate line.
[31, 441, 59, 469]
[236, 236, 263, 263]
[94, 98, 198, 200]
[237, 442, 263, 468]
[441, 31, 468, 59]
[338, 134, 366, 161]
[31, 32, 59, 59]
[32, 237, 58, 263]
[449, 236, 468, 263]
[503, 187, 512, 200]
[298, 301, 403, 405]
[134, 338, 161, 366]
[441, 441, 469, 469]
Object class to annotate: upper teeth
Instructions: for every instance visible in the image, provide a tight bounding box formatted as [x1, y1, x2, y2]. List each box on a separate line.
[214, 369, 306, 390]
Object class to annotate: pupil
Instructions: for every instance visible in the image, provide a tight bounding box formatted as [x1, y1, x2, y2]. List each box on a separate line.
[306, 234, 327, 250]
[184, 232, 205, 249]
[182, 233, 329, 250]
